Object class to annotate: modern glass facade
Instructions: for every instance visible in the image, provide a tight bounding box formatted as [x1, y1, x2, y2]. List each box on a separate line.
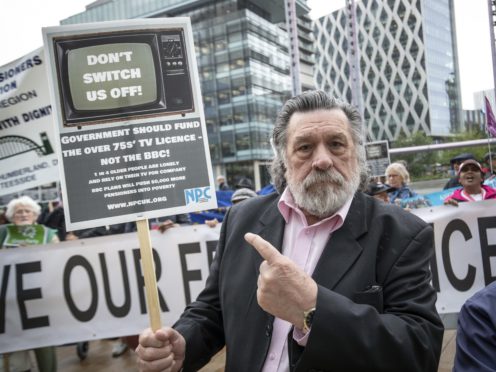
[313, 0, 462, 142]
[422, 0, 461, 134]
[62, 0, 313, 189]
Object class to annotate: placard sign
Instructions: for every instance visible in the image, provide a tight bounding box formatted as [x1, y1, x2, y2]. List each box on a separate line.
[0, 48, 59, 196]
[365, 140, 390, 177]
[43, 19, 216, 230]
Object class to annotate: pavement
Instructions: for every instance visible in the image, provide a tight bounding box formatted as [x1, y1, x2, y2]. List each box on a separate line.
[410, 178, 449, 195]
[22, 333, 454, 371]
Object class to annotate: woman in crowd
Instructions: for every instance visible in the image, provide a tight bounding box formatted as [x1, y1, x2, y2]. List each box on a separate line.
[385, 162, 418, 203]
[444, 159, 496, 206]
[0, 196, 58, 372]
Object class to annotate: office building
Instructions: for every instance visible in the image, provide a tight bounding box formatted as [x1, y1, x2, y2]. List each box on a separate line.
[313, 0, 462, 142]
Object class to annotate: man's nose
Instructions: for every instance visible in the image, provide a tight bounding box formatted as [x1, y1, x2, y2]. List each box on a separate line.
[312, 145, 333, 170]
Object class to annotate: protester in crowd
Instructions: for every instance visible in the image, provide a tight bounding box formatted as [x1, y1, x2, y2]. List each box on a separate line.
[385, 162, 418, 203]
[136, 90, 443, 372]
[0, 196, 58, 372]
[0, 209, 7, 225]
[443, 153, 475, 190]
[365, 181, 393, 203]
[230, 187, 257, 204]
[453, 281, 496, 371]
[234, 176, 255, 190]
[483, 152, 496, 180]
[444, 159, 496, 206]
[40, 199, 67, 240]
[204, 188, 257, 227]
[216, 175, 231, 191]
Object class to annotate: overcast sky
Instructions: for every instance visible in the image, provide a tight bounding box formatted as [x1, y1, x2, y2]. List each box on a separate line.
[0, 0, 493, 109]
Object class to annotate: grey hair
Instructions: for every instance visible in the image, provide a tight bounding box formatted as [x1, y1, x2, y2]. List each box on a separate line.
[385, 162, 411, 185]
[5, 195, 41, 221]
[269, 90, 369, 194]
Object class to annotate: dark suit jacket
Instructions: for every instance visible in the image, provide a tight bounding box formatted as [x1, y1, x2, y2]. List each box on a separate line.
[454, 281, 496, 371]
[174, 192, 443, 372]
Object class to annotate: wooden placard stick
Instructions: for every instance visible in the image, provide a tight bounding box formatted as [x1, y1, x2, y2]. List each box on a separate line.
[136, 218, 162, 331]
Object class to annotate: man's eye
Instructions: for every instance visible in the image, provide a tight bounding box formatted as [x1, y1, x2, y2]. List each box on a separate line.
[329, 141, 344, 149]
[297, 144, 311, 152]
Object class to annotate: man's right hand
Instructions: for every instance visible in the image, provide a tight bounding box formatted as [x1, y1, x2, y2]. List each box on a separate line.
[136, 327, 185, 372]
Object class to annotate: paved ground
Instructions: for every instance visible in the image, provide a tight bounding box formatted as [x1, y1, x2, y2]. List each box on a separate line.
[22, 329, 455, 371]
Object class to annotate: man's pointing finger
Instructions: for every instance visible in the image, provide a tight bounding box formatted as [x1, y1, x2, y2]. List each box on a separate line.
[245, 232, 281, 264]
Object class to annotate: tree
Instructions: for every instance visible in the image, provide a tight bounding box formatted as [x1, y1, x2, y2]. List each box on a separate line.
[390, 132, 437, 179]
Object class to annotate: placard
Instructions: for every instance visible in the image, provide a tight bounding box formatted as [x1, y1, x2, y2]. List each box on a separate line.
[43, 19, 216, 230]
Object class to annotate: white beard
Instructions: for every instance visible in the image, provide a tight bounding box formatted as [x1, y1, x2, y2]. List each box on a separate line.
[287, 167, 360, 218]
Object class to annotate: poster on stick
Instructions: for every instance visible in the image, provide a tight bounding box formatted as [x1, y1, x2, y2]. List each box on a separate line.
[0, 48, 59, 196]
[43, 19, 216, 230]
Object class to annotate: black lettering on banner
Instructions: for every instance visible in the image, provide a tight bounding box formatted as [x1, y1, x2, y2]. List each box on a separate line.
[63, 255, 98, 322]
[0, 265, 11, 333]
[442, 219, 475, 291]
[132, 248, 168, 314]
[478, 216, 496, 285]
[99, 251, 131, 317]
[206, 240, 218, 269]
[16, 262, 49, 329]
[179, 243, 202, 305]
[428, 223, 440, 292]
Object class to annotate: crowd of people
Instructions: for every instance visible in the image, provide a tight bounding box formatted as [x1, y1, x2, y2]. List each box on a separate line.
[364, 151, 496, 208]
[2, 90, 496, 371]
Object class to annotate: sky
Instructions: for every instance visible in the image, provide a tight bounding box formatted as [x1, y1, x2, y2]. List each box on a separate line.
[0, 0, 493, 109]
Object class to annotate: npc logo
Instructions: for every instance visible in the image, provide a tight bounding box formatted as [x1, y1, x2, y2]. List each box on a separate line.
[185, 186, 212, 205]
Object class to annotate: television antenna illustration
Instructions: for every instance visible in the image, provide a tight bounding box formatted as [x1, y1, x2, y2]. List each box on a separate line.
[0, 132, 54, 161]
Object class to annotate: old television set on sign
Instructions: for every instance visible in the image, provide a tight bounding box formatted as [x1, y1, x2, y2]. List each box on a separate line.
[53, 29, 194, 126]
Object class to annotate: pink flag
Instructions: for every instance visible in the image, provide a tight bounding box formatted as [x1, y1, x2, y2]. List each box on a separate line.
[485, 96, 496, 137]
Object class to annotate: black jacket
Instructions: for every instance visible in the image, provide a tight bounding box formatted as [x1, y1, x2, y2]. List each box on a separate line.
[173, 192, 443, 372]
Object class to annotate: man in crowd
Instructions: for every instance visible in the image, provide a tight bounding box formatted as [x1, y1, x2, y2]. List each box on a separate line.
[365, 181, 393, 203]
[136, 90, 443, 371]
[454, 281, 496, 371]
[443, 153, 475, 189]
[216, 175, 231, 191]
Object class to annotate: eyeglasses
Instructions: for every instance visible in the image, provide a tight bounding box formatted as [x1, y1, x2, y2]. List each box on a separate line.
[387, 174, 399, 178]
[14, 208, 34, 216]
[460, 165, 480, 173]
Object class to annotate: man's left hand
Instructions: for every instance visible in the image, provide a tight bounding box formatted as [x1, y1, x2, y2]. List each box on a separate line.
[245, 232, 317, 330]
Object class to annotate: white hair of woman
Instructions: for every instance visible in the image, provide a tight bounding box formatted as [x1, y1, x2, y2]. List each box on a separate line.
[385, 162, 411, 185]
[5, 195, 41, 222]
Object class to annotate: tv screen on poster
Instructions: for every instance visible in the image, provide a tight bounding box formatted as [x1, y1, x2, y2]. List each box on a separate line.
[53, 30, 194, 126]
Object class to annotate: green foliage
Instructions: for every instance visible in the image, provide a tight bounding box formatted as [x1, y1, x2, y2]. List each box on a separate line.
[437, 130, 488, 165]
[390, 132, 437, 179]
[389, 129, 492, 180]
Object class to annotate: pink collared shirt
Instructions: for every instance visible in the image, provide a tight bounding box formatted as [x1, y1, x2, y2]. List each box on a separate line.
[261, 188, 352, 372]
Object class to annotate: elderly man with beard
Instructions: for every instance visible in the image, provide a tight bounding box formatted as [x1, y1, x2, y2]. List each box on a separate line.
[136, 91, 443, 372]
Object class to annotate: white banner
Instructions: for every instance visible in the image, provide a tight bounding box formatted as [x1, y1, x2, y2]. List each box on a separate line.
[0, 48, 59, 196]
[1, 200, 495, 353]
[412, 199, 496, 314]
[0, 224, 220, 353]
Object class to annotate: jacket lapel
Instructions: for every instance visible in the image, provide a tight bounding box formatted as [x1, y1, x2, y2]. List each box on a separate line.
[249, 195, 285, 272]
[312, 193, 369, 289]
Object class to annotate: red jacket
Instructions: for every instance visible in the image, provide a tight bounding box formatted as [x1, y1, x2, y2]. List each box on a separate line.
[444, 185, 496, 203]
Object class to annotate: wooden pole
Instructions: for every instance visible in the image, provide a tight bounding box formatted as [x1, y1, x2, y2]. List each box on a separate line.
[136, 218, 162, 331]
